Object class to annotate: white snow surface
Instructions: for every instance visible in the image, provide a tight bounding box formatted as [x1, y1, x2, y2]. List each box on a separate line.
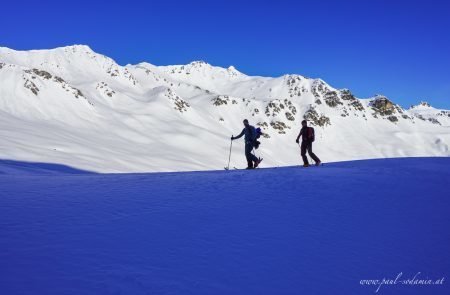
[0, 45, 449, 172]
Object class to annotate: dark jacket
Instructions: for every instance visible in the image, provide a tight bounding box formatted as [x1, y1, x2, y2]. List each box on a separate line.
[234, 125, 256, 143]
[298, 126, 312, 142]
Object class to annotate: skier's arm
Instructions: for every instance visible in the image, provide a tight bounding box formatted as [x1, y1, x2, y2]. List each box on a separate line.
[296, 130, 303, 142]
[232, 129, 245, 140]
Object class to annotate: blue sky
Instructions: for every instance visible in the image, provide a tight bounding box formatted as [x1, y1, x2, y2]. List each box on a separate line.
[2, 0, 450, 108]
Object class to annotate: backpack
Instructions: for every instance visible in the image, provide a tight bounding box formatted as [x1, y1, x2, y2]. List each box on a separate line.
[307, 127, 315, 142]
[254, 127, 263, 149]
[255, 127, 262, 139]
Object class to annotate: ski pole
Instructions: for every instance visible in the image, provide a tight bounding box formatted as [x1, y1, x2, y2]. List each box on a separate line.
[226, 137, 233, 170]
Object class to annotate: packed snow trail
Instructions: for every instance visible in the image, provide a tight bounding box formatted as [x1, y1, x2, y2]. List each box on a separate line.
[0, 158, 449, 294]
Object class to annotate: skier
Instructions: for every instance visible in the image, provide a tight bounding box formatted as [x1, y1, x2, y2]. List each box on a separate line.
[295, 120, 321, 167]
[231, 119, 262, 169]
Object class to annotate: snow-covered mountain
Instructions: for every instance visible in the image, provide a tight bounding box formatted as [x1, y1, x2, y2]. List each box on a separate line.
[0, 45, 449, 172]
[408, 101, 450, 126]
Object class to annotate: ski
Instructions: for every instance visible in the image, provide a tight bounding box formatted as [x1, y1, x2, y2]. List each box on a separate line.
[224, 166, 239, 170]
[225, 159, 263, 170]
[299, 163, 324, 168]
[225, 167, 262, 170]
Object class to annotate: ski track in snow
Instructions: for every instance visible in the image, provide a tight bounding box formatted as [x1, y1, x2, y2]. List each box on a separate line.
[0, 158, 449, 294]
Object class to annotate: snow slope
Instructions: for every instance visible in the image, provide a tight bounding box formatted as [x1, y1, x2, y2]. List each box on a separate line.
[408, 101, 450, 126]
[0, 158, 448, 294]
[0, 45, 449, 172]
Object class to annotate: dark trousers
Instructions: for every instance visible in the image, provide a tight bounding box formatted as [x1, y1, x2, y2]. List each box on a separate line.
[301, 141, 320, 165]
[245, 142, 259, 168]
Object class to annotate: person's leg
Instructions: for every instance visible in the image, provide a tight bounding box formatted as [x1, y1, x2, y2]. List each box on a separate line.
[249, 145, 259, 163]
[307, 142, 321, 163]
[245, 144, 254, 168]
[301, 141, 309, 165]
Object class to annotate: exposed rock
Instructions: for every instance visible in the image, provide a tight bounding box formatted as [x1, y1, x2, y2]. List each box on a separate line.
[21, 67, 91, 103]
[96, 82, 115, 97]
[349, 99, 365, 111]
[340, 89, 365, 111]
[324, 91, 342, 107]
[113, 67, 138, 85]
[270, 121, 291, 134]
[303, 107, 331, 127]
[107, 67, 119, 77]
[62, 82, 88, 102]
[311, 80, 328, 100]
[369, 96, 403, 120]
[285, 75, 303, 97]
[74, 89, 84, 99]
[242, 98, 251, 106]
[410, 101, 432, 109]
[369, 96, 395, 115]
[341, 108, 349, 117]
[165, 89, 190, 113]
[265, 99, 297, 117]
[265, 100, 282, 117]
[285, 112, 295, 121]
[387, 116, 398, 122]
[283, 99, 297, 115]
[340, 89, 355, 101]
[53, 76, 65, 84]
[24, 79, 39, 95]
[428, 118, 441, 125]
[25, 69, 52, 80]
[286, 75, 302, 86]
[415, 114, 426, 121]
[438, 111, 450, 118]
[251, 108, 260, 117]
[212, 95, 230, 106]
[257, 122, 269, 129]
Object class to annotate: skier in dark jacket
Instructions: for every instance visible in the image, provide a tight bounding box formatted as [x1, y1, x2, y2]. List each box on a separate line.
[232, 119, 262, 169]
[296, 120, 321, 167]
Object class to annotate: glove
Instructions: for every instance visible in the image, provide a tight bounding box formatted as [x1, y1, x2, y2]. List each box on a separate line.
[231, 136, 234, 140]
[295, 139, 299, 144]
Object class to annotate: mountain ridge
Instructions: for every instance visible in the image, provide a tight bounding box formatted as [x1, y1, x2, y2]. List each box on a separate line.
[0, 45, 448, 172]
